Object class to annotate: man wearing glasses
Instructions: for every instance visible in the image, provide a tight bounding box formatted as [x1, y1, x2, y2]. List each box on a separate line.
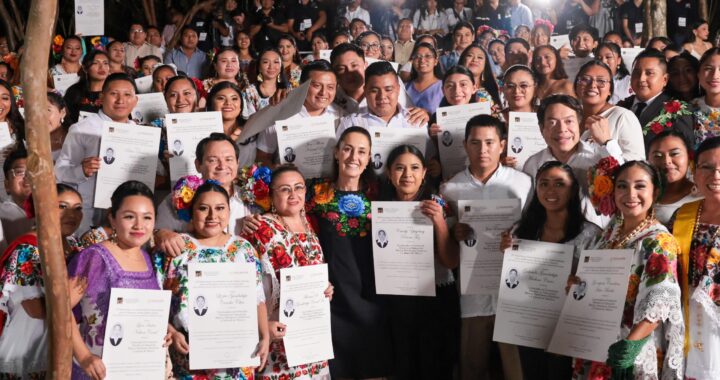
[123, 23, 164, 67]
[0, 148, 34, 247]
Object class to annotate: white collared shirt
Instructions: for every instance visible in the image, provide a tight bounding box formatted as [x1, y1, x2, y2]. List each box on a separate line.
[156, 184, 251, 234]
[344, 6, 371, 25]
[440, 165, 533, 317]
[580, 106, 645, 161]
[257, 104, 344, 154]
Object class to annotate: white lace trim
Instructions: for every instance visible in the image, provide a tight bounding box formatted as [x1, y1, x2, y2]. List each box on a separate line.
[634, 284, 684, 379]
[690, 280, 720, 330]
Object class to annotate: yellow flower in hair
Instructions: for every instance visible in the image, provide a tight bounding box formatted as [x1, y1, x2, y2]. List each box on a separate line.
[181, 187, 194, 203]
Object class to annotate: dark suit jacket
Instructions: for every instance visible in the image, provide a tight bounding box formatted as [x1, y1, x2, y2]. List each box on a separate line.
[617, 92, 695, 150]
[194, 307, 207, 316]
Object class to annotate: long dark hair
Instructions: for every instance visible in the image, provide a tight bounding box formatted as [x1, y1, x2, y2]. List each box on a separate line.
[206, 80, 245, 130]
[458, 43, 501, 105]
[667, 52, 701, 100]
[277, 34, 303, 66]
[514, 161, 584, 242]
[0, 79, 25, 142]
[409, 42, 443, 82]
[594, 42, 629, 79]
[249, 48, 290, 88]
[210, 47, 243, 82]
[437, 65, 477, 108]
[380, 144, 434, 201]
[532, 45, 568, 82]
[77, 49, 110, 92]
[332, 126, 377, 186]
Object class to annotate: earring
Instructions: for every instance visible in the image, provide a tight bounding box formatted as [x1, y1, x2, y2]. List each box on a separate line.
[110, 229, 118, 244]
[271, 204, 276, 214]
[257, 74, 264, 83]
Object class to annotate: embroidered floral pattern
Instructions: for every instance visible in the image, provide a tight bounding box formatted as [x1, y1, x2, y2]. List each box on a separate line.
[306, 180, 376, 238]
[642, 100, 692, 136]
[689, 223, 720, 305]
[693, 97, 720, 148]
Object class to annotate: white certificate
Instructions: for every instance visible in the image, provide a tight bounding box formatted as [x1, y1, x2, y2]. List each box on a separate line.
[436, 102, 491, 179]
[188, 262, 260, 369]
[371, 202, 435, 296]
[53, 73, 80, 95]
[74, 0, 104, 36]
[550, 35, 570, 50]
[562, 56, 592, 82]
[102, 288, 171, 379]
[621, 47, 644, 73]
[135, 76, 154, 94]
[132, 93, 169, 125]
[165, 112, 224, 182]
[458, 199, 520, 295]
[506, 112, 545, 169]
[493, 240, 574, 348]
[280, 264, 334, 367]
[94, 122, 161, 208]
[275, 116, 336, 179]
[319, 50, 332, 62]
[79, 111, 95, 120]
[368, 127, 426, 175]
[547, 249, 633, 362]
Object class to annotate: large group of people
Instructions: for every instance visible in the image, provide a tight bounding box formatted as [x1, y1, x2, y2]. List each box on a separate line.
[0, 0, 719, 379]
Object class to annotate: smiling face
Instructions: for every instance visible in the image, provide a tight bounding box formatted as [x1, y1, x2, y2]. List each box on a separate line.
[412, 46, 437, 75]
[571, 31, 597, 58]
[614, 165, 657, 221]
[350, 21, 368, 39]
[398, 20, 413, 42]
[443, 73, 475, 105]
[698, 54, 720, 97]
[541, 103, 580, 156]
[101, 80, 138, 123]
[271, 171, 306, 217]
[86, 53, 110, 82]
[140, 57, 160, 76]
[387, 152, 426, 199]
[259, 50, 281, 80]
[212, 88, 242, 121]
[668, 58, 698, 95]
[502, 69, 536, 110]
[109, 195, 156, 249]
[278, 38, 297, 63]
[196, 140, 238, 188]
[576, 65, 612, 107]
[359, 34, 382, 59]
[0, 85, 11, 121]
[695, 147, 720, 204]
[4, 158, 30, 201]
[63, 38, 83, 63]
[58, 190, 83, 237]
[333, 51, 365, 94]
[462, 47, 486, 77]
[649, 135, 689, 184]
[596, 46, 619, 77]
[631, 57, 668, 102]
[381, 38, 394, 60]
[531, 27, 549, 47]
[533, 47, 556, 76]
[536, 166, 574, 213]
[215, 50, 240, 80]
[165, 78, 197, 113]
[365, 73, 399, 119]
[191, 190, 230, 239]
[454, 26, 474, 52]
[236, 32, 251, 50]
[335, 131, 371, 180]
[464, 126, 505, 173]
[304, 71, 337, 113]
[312, 36, 328, 53]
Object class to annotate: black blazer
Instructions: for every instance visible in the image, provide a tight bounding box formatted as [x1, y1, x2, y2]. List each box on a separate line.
[617, 92, 695, 150]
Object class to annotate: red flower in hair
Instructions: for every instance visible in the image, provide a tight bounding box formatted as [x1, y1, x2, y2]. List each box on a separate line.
[663, 100, 682, 114]
[650, 122, 664, 134]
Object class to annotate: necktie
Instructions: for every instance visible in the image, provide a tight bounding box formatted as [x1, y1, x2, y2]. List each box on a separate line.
[634, 102, 647, 119]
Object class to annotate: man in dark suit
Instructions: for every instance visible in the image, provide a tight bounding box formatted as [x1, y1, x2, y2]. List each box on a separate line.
[193, 296, 208, 316]
[617, 49, 694, 149]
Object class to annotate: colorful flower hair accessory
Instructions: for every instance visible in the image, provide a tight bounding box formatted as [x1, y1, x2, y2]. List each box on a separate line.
[476, 25, 497, 37]
[534, 19, 554, 35]
[90, 36, 110, 51]
[51, 35, 64, 61]
[172, 175, 205, 222]
[588, 156, 621, 216]
[238, 164, 273, 213]
[642, 100, 692, 136]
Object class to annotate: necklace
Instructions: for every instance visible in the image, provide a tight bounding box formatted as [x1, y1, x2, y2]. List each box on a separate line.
[274, 213, 317, 259]
[607, 210, 657, 249]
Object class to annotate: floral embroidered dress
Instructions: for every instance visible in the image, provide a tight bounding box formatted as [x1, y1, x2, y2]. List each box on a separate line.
[155, 234, 263, 380]
[0, 237, 47, 379]
[67, 244, 160, 380]
[692, 97, 720, 148]
[682, 222, 720, 379]
[285, 65, 301, 89]
[572, 217, 684, 380]
[241, 84, 272, 120]
[243, 215, 330, 380]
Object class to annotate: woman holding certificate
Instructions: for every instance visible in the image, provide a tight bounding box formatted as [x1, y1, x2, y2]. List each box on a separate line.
[0, 184, 85, 378]
[572, 161, 683, 379]
[670, 137, 720, 380]
[206, 81, 258, 167]
[157, 179, 269, 379]
[380, 145, 459, 379]
[68, 181, 166, 380]
[243, 165, 332, 379]
[305, 127, 394, 378]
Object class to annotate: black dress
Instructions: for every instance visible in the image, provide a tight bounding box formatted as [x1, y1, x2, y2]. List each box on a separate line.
[306, 181, 394, 378]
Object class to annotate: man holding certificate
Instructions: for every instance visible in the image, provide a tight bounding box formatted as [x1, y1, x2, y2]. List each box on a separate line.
[440, 115, 531, 380]
[55, 73, 140, 233]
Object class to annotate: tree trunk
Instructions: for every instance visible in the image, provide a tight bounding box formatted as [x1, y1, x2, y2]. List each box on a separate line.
[21, 1, 71, 379]
[643, 0, 653, 43]
[142, 0, 153, 27]
[651, 0, 667, 40]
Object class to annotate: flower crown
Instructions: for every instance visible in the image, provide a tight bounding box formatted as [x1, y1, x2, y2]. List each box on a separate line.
[642, 100, 692, 137]
[476, 25, 497, 38]
[172, 175, 220, 222]
[588, 156, 620, 216]
[237, 164, 272, 213]
[534, 19, 554, 35]
[51, 35, 64, 61]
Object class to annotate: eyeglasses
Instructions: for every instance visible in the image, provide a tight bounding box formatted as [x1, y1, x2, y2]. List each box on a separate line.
[504, 83, 533, 92]
[273, 184, 307, 196]
[413, 54, 435, 61]
[10, 168, 26, 178]
[577, 75, 610, 88]
[360, 43, 380, 51]
[131, 29, 145, 34]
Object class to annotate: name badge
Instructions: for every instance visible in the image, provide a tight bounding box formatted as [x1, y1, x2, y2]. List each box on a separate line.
[199, 32, 207, 41]
[301, 19, 312, 31]
[196, 21, 204, 27]
[678, 17, 686, 27]
[635, 23, 643, 33]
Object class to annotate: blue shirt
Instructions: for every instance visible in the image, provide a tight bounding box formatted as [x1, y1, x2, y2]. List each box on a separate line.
[163, 47, 207, 79]
[406, 80, 444, 115]
[509, 3, 533, 34]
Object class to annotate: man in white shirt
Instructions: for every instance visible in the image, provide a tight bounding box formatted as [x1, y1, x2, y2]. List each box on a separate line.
[445, 0, 473, 30]
[523, 94, 625, 227]
[124, 23, 164, 67]
[256, 60, 343, 164]
[344, 0, 371, 27]
[440, 114, 530, 380]
[155, 133, 250, 256]
[55, 73, 140, 233]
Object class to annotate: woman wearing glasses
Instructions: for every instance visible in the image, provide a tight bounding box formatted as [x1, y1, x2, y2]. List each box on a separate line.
[406, 43, 444, 115]
[356, 31, 383, 60]
[574, 60, 645, 161]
